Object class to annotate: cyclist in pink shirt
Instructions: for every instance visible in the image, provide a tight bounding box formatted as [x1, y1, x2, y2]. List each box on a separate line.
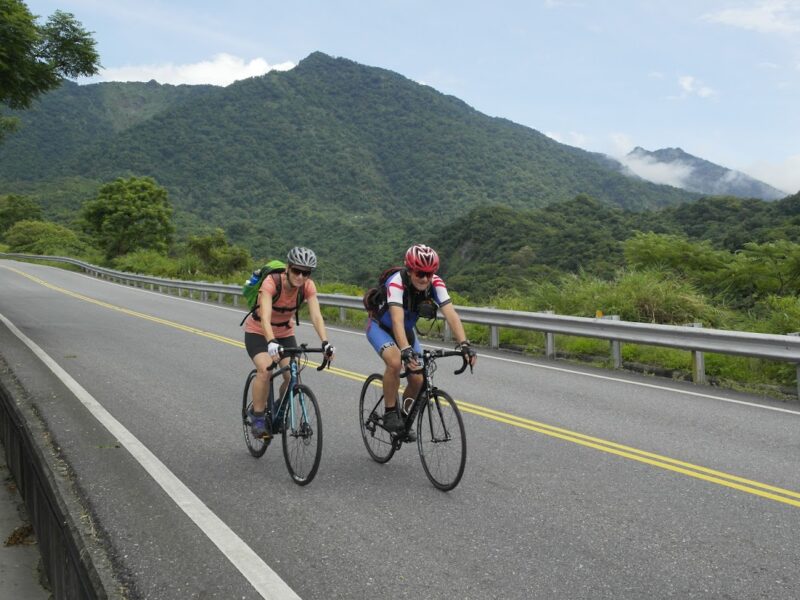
[243, 247, 334, 437]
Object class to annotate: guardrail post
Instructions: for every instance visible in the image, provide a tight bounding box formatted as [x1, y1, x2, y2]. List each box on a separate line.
[603, 315, 622, 368]
[339, 307, 346, 322]
[544, 310, 555, 359]
[489, 325, 499, 349]
[442, 321, 452, 343]
[687, 322, 706, 385]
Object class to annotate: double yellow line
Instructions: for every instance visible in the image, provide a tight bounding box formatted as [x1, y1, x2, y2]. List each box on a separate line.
[6, 264, 800, 508]
[459, 400, 800, 508]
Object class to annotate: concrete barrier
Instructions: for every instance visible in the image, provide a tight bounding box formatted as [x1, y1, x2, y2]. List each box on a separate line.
[0, 358, 118, 599]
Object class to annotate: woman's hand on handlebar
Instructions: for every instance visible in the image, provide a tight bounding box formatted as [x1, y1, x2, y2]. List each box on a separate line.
[316, 340, 336, 371]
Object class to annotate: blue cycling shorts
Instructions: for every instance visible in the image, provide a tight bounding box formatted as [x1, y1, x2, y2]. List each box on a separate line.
[366, 319, 421, 356]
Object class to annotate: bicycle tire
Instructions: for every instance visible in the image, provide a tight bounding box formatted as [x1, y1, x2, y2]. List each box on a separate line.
[242, 369, 269, 458]
[358, 374, 396, 464]
[282, 384, 322, 485]
[417, 389, 466, 491]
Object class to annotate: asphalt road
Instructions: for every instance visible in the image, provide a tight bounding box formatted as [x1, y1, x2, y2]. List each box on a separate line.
[1, 259, 799, 599]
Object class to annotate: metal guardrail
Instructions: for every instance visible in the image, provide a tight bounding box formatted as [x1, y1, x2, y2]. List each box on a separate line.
[3, 252, 800, 397]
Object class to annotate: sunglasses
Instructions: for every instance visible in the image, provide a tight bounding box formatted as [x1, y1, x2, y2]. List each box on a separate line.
[413, 270, 436, 279]
[289, 267, 312, 278]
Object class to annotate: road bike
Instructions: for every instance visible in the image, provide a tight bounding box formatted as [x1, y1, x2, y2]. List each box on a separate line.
[242, 344, 332, 485]
[359, 348, 470, 491]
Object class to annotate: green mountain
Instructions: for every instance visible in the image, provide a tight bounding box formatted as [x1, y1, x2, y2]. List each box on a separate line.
[1, 52, 704, 281]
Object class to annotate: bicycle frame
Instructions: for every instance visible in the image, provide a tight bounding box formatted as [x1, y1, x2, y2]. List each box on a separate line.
[266, 351, 314, 435]
[393, 348, 467, 447]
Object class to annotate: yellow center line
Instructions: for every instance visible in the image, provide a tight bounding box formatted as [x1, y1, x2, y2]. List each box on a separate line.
[7, 265, 800, 508]
[457, 404, 800, 507]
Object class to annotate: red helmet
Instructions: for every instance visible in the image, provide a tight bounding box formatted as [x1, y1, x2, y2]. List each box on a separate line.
[404, 244, 439, 273]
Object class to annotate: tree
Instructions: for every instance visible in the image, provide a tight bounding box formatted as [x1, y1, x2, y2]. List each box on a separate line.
[185, 228, 251, 277]
[80, 177, 175, 259]
[0, 194, 42, 236]
[0, 0, 100, 140]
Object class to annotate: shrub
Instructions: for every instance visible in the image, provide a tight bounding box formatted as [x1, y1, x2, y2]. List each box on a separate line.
[489, 269, 730, 327]
[5, 220, 92, 255]
[742, 295, 800, 335]
[113, 250, 179, 277]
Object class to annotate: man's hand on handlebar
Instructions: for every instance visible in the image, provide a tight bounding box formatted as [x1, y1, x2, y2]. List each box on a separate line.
[400, 345, 421, 370]
[456, 340, 477, 373]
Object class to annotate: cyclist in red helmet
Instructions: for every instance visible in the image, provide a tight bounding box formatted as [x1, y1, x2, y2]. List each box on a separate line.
[366, 244, 477, 436]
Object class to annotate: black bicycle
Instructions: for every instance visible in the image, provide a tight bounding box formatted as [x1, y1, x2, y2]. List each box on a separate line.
[242, 344, 332, 485]
[359, 349, 470, 491]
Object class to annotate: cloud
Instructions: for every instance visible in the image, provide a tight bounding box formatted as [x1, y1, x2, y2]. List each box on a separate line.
[619, 153, 695, 189]
[702, 0, 800, 35]
[91, 54, 295, 86]
[676, 75, 716, 98]
[746, 154, 800, 194]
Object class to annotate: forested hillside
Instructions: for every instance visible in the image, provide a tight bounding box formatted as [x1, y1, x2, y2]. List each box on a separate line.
[0, 52, 703, 281]
[438, 193, 800, 299]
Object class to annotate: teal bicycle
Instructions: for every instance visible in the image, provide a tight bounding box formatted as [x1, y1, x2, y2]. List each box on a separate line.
[242, 344, 332, 485]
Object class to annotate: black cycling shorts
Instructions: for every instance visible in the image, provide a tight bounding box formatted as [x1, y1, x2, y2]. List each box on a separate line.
[245, 333, 298, 360]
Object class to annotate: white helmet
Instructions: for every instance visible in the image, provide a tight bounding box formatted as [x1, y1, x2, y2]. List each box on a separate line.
[287, 246, 317, 269]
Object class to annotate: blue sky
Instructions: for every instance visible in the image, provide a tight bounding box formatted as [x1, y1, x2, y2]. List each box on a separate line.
[24, 0, 800, 194]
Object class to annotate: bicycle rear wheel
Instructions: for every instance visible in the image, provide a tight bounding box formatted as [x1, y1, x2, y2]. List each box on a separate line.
[242, 369, 269, 458]
[282, 385, 322, 485]
[358, 374, 395, 463]
[417, 389, 466, 491]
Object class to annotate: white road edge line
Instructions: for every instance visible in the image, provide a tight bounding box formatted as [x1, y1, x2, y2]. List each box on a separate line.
[0, 311, 300, 600]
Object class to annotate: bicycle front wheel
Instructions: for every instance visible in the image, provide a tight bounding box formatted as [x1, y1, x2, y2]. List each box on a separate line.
[358, 374, 395, 463]
[282, 385, 322, 485]
[417, 389, 466, 491]
[242, 369, 269, 458]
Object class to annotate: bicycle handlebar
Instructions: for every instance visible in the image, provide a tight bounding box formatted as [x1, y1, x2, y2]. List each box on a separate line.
[265, 343, 334, 372]
[401, 348, 474, 377]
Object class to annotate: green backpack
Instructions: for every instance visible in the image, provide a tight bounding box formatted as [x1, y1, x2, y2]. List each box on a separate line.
[239, 260, 305, 326]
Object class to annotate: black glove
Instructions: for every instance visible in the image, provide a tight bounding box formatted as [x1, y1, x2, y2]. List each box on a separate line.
[456, 340, 476, 358]
[321, 340, 335, 356]
[400, 346, 418, 365]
